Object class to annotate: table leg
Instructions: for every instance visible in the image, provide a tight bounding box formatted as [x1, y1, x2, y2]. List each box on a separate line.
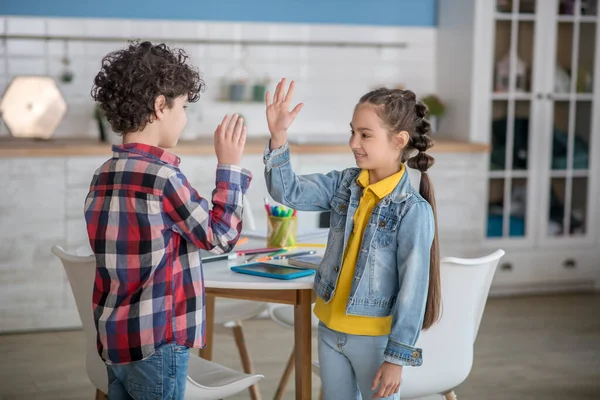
[199, 294, 215, 360]
[294, 289, 313, 400]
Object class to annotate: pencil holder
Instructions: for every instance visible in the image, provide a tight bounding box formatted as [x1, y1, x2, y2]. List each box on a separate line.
[267, 216, 298, 248]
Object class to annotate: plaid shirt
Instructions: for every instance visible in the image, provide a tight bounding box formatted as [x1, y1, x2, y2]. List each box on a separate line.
[84, 143, 251, 364]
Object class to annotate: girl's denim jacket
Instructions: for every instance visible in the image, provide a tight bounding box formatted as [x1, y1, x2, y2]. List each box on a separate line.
[264, 142, 435, 367]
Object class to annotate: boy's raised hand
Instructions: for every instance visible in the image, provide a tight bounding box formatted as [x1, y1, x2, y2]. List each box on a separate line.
[265, 78, 304, 150]
[214, 114, 246, 166]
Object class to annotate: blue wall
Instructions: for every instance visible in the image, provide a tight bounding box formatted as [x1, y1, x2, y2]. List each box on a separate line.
[0, 0, 436, 26]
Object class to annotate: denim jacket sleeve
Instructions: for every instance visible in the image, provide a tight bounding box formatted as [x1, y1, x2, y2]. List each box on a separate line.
[384, 200, 435, 367]
[263, 141, 344, 211]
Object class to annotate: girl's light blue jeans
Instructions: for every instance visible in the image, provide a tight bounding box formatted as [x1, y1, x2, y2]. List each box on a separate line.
[318, 322, 401, 400]
[106, 342, 190, 400]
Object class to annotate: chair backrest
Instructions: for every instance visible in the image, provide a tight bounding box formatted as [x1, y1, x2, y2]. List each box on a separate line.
[243, 195, 257, 232]
[442, 249, 506, 341]
[401, 249, 505, 399]
[51, 245, 108, 393]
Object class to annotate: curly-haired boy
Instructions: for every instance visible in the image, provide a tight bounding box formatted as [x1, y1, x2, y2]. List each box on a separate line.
[85, 41, 251, 399]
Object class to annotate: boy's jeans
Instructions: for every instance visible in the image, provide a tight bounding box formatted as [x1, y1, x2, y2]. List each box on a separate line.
[106, 342, 190, 400]
[318, 322, 401, 400]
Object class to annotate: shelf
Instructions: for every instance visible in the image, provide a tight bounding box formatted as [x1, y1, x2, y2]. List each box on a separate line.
[491, 92, 534, 101]
[550, 93, 594, 101]
[494, 13, 536, 21]
[0, 137, 490, 158]
[549, 169, 589, 178]
[488, 170, 530, 178]
[580, 15, 599, 23]
[491, 93, 594, 101]
[557, 15, 598, 23]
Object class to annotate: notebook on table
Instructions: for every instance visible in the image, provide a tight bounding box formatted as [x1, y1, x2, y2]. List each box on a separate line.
[287, 255, 323, 270]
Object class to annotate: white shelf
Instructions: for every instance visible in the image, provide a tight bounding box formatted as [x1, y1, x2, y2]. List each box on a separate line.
[489, 170, 530, 179]
[491, 92, 534, 101]
[550, 93, 594, 101]
[549, 169, 589, 178]
[494, 13, 536, 21]
[557, 15, 598, 23]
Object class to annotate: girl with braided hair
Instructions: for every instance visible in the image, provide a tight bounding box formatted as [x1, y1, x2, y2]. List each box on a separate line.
[263, 78, 440, 399]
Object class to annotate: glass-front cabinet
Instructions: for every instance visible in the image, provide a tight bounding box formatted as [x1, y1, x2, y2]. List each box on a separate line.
[486, 0, 599, 246]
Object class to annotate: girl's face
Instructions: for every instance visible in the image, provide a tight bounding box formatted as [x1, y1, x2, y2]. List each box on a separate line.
[349, 104, 407, 175]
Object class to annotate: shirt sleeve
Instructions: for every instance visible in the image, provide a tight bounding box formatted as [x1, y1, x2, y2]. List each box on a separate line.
[162, 164, 252, 253]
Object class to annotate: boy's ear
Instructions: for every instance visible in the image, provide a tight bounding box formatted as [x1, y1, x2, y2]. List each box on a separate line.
[153, 95, 167, 121]
[396, 130, 410, 149]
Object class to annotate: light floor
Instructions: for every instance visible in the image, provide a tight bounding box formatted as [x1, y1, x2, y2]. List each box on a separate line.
[0, 294, 599, 399]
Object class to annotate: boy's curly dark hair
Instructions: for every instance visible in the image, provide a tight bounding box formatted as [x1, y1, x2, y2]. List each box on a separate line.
[91, 40, 204, 134]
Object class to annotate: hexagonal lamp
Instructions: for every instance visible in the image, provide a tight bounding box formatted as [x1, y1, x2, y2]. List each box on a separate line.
[0, 76, 67, 139]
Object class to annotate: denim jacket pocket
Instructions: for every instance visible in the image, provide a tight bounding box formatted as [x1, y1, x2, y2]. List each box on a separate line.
[371, 215, 399, 249]
[329, 195, 349, 230]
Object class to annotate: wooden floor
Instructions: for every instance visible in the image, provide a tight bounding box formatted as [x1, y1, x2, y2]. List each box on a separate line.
[0, 294, 599, 400]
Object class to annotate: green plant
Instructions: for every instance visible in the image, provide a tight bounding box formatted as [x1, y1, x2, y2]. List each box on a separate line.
[421, 95, 445, 117]
[94, 103, 108, 142]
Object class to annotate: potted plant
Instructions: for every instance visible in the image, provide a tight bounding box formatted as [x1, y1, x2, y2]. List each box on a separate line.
[421, 94, 445, 134]
[94, 103, 121, 144]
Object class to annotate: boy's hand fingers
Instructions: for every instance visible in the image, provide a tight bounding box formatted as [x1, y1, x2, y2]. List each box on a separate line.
[232, 117, 244, 142]
[219, 114, 230, 132]
[238, 126, 247, 147]
[225, 114, 239, 140]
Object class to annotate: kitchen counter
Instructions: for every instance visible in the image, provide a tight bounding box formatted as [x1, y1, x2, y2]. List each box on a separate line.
[0, 137, 490, 157]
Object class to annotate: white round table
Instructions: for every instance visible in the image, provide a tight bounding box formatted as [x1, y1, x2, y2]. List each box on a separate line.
[201, 240, 324, 400]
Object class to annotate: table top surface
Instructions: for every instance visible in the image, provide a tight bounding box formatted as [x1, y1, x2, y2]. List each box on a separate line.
[203, 238, 325, 290]
[203, 257, 317, 290]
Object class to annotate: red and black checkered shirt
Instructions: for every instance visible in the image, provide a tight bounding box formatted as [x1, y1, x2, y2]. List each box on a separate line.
[84, 143, 251, 364]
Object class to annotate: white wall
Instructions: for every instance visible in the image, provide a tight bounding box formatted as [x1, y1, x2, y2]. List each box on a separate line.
[0, 16, 436, 140]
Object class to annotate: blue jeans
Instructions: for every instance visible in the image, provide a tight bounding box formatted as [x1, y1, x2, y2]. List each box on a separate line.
[106, 343, 190, 400]
[318, 322, 401, 400]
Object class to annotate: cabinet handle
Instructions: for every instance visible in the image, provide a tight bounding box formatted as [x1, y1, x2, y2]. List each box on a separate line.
[547, 93, 554, 100]
[536, 93, 543, 99]
[500, 262, 513, 271]
[563, 259, 576, 269]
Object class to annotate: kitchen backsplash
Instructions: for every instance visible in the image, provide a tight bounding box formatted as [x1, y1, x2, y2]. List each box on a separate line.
[0, 16, 436, 140]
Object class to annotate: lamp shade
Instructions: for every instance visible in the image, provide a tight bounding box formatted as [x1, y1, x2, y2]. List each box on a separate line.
[0, 76, 67, 139]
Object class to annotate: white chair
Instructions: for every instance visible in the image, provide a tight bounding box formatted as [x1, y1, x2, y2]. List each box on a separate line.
[72, 243, 267, 400]
[276, 250, 505, 400]
[211, 298, 268, 400]
[51, 245, 263, 400]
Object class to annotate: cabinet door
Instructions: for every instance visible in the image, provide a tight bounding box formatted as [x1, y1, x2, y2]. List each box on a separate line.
[539, 0, 600, 245]
[485, 0, 545, 244]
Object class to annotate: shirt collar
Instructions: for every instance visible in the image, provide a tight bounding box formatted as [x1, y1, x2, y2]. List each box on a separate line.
[112, 143, 181, 167]
[356, 164, 405, 200]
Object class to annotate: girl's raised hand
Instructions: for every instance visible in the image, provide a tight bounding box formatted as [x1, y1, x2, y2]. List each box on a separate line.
[265, 78, 304, 150]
